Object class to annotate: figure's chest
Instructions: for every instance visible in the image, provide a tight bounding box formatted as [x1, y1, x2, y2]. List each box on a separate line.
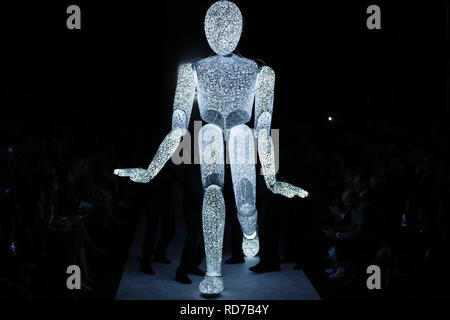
[196, 59, 258, 102]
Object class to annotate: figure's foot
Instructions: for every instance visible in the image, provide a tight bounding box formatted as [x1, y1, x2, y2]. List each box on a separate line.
[242, 232, 259, 258]
[249, 262, 280, 274]
[140, 261, 155, 275]
[199, 276, 224, 296]
[187, 267, 205, 276]
[153, 255, 171, 264]
[225, 255, 245, 264]
[175, 269, 192, 284]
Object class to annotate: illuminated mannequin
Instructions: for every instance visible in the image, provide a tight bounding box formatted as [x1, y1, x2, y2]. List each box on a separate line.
[114, 0, 308, 296]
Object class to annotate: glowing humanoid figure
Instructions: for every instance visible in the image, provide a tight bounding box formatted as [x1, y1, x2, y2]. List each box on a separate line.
[114, 0, 308, 296]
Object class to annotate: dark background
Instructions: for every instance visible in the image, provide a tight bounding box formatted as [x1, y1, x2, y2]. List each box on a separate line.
[1, 0, 448, 162]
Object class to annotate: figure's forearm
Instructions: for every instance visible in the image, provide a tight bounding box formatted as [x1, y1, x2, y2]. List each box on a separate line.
[257, 129, 308, 198]
[257, 129, 277, 188]
[147, 63, 196, 178]
[146, 128, 184, 178]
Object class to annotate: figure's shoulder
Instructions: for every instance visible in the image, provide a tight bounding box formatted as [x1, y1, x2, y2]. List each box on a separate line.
[177, 62, 195, 75]
[257, 65, 275, 78]
[194, 55, 217, 68]
[194, 54, 259, 71]
[237, 57, 275, 77]
[236, 56, 274, 75]
[235, 55, 259, 69]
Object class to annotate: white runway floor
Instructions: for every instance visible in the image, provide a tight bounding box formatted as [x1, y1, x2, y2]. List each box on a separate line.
[115, 213, 320, 300]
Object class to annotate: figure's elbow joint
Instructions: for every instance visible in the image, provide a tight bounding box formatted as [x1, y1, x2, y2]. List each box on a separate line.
[172, 108, 189, 135]
[255, 112, 272, 137]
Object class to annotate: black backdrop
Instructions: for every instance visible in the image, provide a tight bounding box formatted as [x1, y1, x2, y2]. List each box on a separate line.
[0, 0, 448, 204]
[2, 0, 447, 148]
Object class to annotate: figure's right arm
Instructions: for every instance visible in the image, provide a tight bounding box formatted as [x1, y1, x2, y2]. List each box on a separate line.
[171, 63, 197, 134]
[114, 63, 197, 183]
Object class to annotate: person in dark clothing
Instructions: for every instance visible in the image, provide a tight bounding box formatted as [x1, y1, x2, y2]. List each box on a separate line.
[175, 164, 205, 284]
[324, 188, 386, 280]
[140, 204, 175, 273]
[140, 170, 176, 275]
[249, 173, 280, 273]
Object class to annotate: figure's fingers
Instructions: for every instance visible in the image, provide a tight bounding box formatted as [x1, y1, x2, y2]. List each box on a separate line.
[114, 168, 135, 177]
[288, 185, 300, 197]
[278, 183, 296, 198]
[114, 169, 126, 176]
[293, 186, 308, 198]
[282, 191, 292, 198]
[300, 189, 309, 198]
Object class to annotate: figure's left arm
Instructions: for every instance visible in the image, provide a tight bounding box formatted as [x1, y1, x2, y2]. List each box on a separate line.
[255, 66, 308, 198]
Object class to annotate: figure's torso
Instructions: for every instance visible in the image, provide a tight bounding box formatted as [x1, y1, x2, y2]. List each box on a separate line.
[195, 54, 259, 131]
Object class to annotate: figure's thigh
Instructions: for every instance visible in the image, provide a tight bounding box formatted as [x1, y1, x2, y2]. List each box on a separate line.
[228, 124, 256, 213]
[198, 124, 225, 188]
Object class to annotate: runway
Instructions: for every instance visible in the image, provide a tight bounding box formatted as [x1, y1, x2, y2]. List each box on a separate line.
[115, 212, 321, 300]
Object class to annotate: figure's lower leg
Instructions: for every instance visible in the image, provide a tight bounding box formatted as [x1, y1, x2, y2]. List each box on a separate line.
[198, 123, 225, 295]
[199, 184, 225, 295]
[238, 207, 259, 258]
[228, 124, 259, 258]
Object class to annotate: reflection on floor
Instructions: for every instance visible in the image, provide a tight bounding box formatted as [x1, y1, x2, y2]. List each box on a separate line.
[116, 213, 321, 300]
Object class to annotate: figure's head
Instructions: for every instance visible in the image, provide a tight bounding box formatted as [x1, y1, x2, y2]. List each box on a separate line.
[204, 0, 243, 56]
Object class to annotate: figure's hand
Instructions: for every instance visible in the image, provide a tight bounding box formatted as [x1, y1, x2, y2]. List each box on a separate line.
[270, 181, 308, 198]
[113, 168, 152, 183]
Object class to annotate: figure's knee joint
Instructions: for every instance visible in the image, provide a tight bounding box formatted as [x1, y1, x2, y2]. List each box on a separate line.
[205, 184, 221, 193]
[172, 108, 188, 132]
[255, 112, 272, 136]
[204, 174, 224, 189]
[243, 231, 257, 240]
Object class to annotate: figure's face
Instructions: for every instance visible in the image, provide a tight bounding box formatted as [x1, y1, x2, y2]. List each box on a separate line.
[204, 1, 243, 56]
